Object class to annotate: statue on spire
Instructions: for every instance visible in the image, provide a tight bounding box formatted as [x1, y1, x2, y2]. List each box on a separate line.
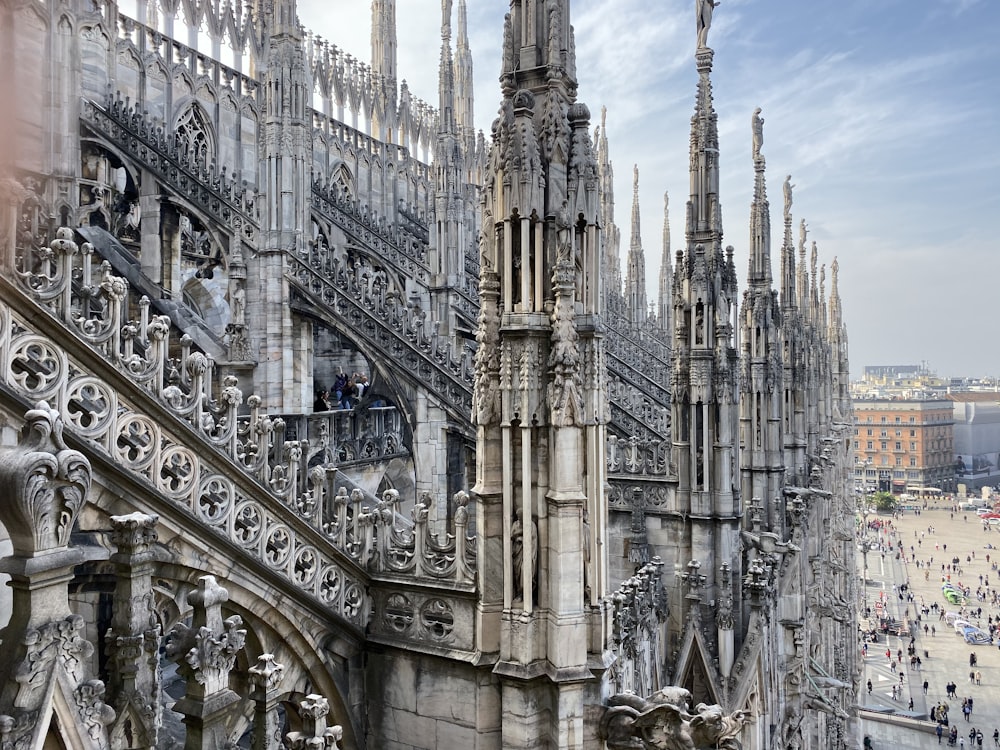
[750, 107, 764, 161]
[442, 0, 452, 38]
[696, 0, 721, 49]
[751, 107, 763, 161]
[783, 175, 795, 221]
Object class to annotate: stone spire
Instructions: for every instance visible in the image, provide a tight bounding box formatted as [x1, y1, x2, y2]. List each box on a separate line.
[657, 191, 673, 332]
[738, 105, 783, 548]
[747, 107, 771, 287]
[828, 256, 852, 421]
[796, 220, 809, 317]
[474, 1, 608, 745]
[432, 0, 471, 320]
[780, 176, 797, 312]
[454, 0, 476, 153]
[370, 0, 397, 82]
[596, 106, 622, 302]
[625, 164, 648, 323]
[669, 16, 741, 703]
[438, 0, 456, 135]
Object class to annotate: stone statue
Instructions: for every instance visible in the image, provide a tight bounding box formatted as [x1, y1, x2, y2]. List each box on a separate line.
[601, 689, 749, 750]
[783, 175, 794, 220]
[696, 0, 721, 49]
[511, 506, 537, 601]
[231, 282, 246, 326]
[751, 107, 763, 160]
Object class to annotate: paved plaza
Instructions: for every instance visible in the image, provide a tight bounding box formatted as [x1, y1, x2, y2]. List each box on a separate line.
[859, 504, 1000, 749]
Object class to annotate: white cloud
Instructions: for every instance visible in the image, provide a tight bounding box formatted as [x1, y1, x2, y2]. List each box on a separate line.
[295, 0, 1000, 379]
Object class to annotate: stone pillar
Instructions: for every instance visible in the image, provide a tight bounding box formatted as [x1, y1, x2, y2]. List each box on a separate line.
[248, 653, 285, 750]
[285, 694, 344, 749]
[0, 402, 115, 749]
[166, 575, 246, 750]
[105, 512, 163, 749]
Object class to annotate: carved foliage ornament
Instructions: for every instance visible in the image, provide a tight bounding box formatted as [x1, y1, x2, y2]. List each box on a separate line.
[0, 401, 91, 557]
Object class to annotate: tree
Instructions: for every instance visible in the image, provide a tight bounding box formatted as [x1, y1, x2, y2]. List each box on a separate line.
[872, 492, 896, 513]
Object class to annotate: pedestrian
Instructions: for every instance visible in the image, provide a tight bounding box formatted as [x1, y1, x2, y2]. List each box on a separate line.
[868, 679, 873, 695]
[938, 723, 944, 744]
[909, 697, 914, 711]
[971, 670, 976, 684]
[992, 727, 998, 747]
[976, 670, 982, 686]
[892, 684, 898, 700]
[924, 679, 930, 694]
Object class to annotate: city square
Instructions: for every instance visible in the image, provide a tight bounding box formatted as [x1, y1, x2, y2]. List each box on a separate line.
[861, 503, 1000, 748]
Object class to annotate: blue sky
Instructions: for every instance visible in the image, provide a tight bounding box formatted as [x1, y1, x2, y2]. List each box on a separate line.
[298, 1, 1000, 380]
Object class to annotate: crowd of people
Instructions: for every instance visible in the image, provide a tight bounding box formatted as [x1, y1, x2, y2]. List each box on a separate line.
[314, 372, 370, 411]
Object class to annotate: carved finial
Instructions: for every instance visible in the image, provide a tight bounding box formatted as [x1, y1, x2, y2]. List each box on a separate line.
[248, 653, 285, 693]
[286, 695, 344, 749]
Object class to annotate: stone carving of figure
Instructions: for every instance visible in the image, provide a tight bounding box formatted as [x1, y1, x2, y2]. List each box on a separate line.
[556, 199, 572, 261]
[751, 107, 763, 160]
[441, 0, 452, 38]
[231, 282, 246, 326]
[511, 506, 537, 602]
[696, 0, 721, 49]
[783, 175, 794, 220]
[601, 690, 749, 750]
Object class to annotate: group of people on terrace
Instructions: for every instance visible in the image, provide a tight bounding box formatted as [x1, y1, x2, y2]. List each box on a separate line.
[314, 371, 369, 411]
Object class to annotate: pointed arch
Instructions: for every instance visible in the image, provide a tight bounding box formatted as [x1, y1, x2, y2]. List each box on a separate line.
[173, 99, 216, 165]
[330, 161, 355, 201]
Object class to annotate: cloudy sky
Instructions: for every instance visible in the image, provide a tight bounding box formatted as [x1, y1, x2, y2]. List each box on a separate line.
[297, 0, 1000, 381]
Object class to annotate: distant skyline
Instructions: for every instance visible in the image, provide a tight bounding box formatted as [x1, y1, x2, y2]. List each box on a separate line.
[298, 0, 1000, 380]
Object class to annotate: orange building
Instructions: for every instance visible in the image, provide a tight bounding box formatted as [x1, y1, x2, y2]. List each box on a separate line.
[852, 399, 955, 494]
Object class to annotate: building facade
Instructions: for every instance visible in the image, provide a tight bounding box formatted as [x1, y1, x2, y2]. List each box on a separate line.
[852, 400, 955, 494]
[0, 1, 856, 748]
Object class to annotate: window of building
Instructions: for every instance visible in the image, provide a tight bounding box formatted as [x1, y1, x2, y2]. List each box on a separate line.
[895, 417, 901, 424]
[880, 430, 888, 438]
[909, 417, 915, 423]
[881, 417, 887, 423]
[881, 441, 888, 450]
[910, 442, 916, 451]
[867, 429, 873, 436]
[910, 430, 916, 437]
[895, 442, 902, 450]
[895, 457, 902, 466]
[854, 440, 859, 449]
[881, 456, 888, 465]
[867, 441, 873, 450]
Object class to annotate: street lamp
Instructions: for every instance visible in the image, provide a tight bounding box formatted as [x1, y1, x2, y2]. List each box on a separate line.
[857, 497, 873, 617]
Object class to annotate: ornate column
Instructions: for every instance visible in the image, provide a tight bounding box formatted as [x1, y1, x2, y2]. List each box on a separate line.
[166, 575, 246, 750]
[105, 512, 163, 749]
[248, 653, 285, 750]
[0, 402, 115, 749]
[285, 694, 344, 749]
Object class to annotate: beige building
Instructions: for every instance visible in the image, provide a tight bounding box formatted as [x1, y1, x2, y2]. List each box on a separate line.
[852, 399, 955, 493]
